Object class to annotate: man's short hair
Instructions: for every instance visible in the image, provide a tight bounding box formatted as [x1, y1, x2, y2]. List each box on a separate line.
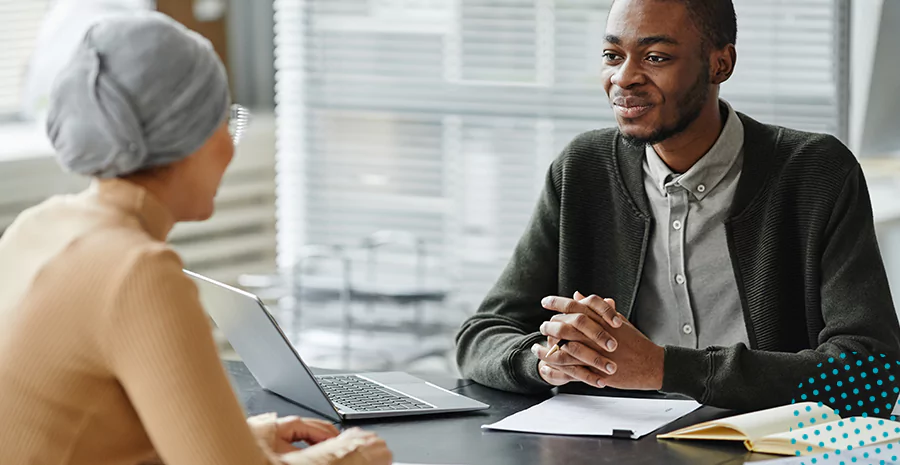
[617, 0, 737, 50]
[672, 0, 738, 50]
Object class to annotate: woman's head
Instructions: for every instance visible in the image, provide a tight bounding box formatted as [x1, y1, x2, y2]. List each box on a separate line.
[46, 12, 234, 221]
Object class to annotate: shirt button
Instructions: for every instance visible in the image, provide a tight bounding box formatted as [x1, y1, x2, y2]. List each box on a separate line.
[675, 274, 686, 285]
[697, 184, 707, 193]
[682, 324, 693, 335]
[672, 220, 682, 230]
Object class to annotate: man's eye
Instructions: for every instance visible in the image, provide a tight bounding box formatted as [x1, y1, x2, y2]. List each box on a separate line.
[647, 56, 669, 63]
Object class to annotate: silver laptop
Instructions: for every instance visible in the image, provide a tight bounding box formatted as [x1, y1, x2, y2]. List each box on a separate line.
[186, 270, 489, 421]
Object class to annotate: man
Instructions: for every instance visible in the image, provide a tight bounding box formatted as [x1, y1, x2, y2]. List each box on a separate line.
[456, 0, 900, 414]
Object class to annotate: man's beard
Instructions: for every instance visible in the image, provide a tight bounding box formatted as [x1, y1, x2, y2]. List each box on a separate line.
[620, 68, 710, 147]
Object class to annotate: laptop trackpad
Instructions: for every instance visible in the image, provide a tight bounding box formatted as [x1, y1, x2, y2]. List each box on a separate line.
[393, 383, 454, 399]
[361, 372, 471, 405]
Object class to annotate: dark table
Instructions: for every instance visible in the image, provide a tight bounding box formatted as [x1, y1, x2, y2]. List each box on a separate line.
[226, 361, 781, 465]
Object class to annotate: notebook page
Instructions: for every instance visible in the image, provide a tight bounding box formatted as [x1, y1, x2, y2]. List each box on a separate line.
[721, 402, 840, 442]
[660, 402, 839, 442]
[760, 416, 900, 455]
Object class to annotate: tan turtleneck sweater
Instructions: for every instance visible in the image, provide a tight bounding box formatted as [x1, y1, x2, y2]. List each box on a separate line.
[0, 179, 374, 465]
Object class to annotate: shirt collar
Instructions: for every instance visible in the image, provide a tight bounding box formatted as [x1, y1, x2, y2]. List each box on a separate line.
[644, 100, 744, 200]
[89, 178, 175, 241]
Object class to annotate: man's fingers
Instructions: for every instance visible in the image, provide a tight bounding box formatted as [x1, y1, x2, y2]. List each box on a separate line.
[540, 320, 599, 348]
[575, 292, 624, 328]
[560, 341, 616, 374]
[536, 340, 611, 388]
[541, 296, 584, 315]
[533, 343, 558, 361]
[538, 361, 575, 386]
[543, 295, 625, 329]
[580, 294, 624, 328]
[533, 342, 616, 375]
[532, 343, 589, 367]
[605, 298, 622, 323]
[542, 362, 607, 388]
[548, 313, 617, 352]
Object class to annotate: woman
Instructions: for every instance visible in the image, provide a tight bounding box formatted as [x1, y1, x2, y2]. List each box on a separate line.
[0, 12, 391, 465]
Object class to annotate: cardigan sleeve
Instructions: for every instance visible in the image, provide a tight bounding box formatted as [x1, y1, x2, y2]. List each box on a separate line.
[454, 164, 562, 394]
[663, 163, 900, 416]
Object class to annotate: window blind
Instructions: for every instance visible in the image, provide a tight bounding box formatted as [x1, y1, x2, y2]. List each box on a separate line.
[0, 0, 51, 119]
[273, 0, 850, 307]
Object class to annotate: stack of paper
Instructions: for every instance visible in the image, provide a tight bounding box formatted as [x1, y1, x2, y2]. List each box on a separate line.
[482, 394, 702, 439]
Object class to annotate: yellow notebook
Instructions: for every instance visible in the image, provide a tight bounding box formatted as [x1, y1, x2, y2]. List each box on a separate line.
[658, 402, 900, 456]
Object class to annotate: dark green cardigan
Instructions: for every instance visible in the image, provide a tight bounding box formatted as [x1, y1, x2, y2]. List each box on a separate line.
[455, 113, 900, 415]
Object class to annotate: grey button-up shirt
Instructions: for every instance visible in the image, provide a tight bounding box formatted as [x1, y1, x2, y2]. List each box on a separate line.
[632, 100, 750, 349]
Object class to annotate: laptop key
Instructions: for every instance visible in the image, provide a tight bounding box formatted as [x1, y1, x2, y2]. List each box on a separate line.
[319, 374, 435, 411]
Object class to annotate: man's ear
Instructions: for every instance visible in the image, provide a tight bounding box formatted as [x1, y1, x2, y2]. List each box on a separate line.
[711, 44, 737, 85]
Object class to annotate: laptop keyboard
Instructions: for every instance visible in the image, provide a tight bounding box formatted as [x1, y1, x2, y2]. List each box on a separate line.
[315, 375, 434, 412]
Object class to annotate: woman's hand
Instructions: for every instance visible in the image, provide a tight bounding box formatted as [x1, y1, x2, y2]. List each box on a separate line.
[281, 428, 392, 465]
[271, 416, 340, 453]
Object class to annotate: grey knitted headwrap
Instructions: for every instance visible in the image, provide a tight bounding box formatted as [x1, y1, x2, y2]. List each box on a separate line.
[47, 11, 229, 178]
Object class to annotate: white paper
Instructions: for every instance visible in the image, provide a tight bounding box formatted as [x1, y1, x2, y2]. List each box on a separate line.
[482, 394, 702, 439]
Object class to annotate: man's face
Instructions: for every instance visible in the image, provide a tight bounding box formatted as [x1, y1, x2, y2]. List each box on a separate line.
[601, 0, 713, 146]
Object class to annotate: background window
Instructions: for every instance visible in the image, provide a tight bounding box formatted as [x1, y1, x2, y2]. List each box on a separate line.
[272, 0, 851, 310]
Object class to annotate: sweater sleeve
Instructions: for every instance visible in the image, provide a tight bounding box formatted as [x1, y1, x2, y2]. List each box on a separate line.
[103, 246, 285, 465]
[663, 164, 900, 415]
[455, 165, 561, 394]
